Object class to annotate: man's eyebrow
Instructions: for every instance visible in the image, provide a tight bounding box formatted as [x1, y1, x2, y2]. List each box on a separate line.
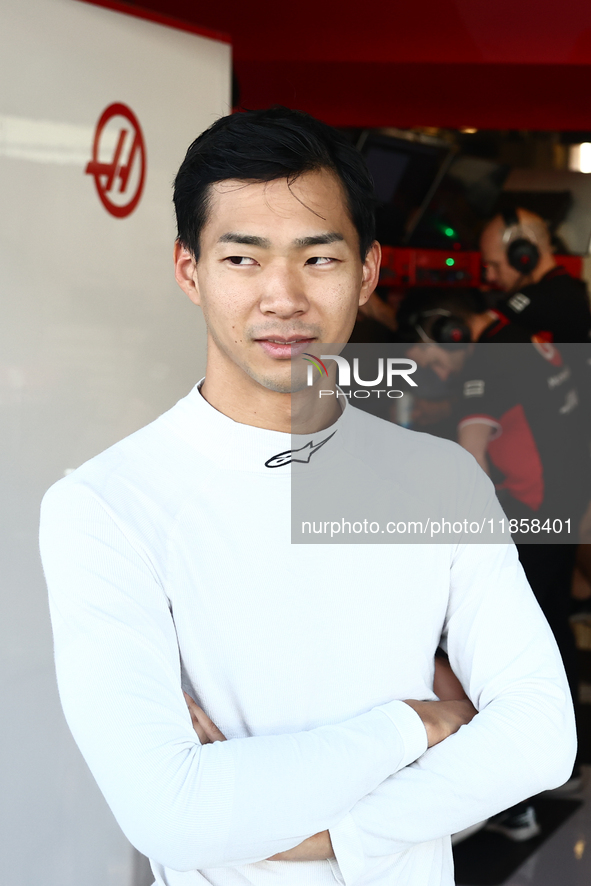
[217, 231, 345, 249]
[218, 233, 271, 248]
[293, 232, 344, 248]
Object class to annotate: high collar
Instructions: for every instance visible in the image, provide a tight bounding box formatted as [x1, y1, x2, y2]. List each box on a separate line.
[164, 380, 348, 474]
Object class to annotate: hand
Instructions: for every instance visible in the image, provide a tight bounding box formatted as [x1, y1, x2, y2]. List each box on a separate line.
[433, 655, 469, 702]
[267, 829, 334, 862]
[403, 698, 477, 748]
[183, 691, 227, 743]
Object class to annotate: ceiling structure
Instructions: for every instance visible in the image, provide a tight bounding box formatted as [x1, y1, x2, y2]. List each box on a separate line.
[105, 0, 591, 129]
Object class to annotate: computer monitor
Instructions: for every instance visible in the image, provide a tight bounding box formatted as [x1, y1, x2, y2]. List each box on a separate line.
[359, 130, 453, 246]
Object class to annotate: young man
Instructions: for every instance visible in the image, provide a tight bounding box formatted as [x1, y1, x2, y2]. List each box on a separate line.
[40, 108, 575, 886]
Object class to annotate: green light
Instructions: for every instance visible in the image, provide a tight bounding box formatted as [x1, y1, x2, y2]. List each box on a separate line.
[445, 258, 455, 267]
[444, 227, 455, 237]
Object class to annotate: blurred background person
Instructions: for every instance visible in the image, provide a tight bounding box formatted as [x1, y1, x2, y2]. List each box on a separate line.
[405, 290, 590, 837]
[481, 207, 591, 343]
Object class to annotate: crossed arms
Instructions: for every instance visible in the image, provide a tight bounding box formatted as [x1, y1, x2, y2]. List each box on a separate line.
[184, 657, 475, 862]
[40, 480, 577, 883]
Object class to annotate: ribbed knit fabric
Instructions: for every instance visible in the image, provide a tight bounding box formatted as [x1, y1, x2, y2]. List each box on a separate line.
[39, 383, 576, 886]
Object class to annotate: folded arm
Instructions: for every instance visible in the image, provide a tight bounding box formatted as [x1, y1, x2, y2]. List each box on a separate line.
[40, 479, 431, 872]
[328, 542, 576, 885]
[183, 677, 476, 863]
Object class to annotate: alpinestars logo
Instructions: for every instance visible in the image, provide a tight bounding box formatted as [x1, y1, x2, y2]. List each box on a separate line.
[265, 431, 336, 468]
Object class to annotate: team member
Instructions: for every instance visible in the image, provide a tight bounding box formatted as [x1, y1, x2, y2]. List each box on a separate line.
[481, 208, 591, 451]
[406, 289, 589, 538]
[407, 290, 588, 821]
[39, 108, 575, 886]
[480, 207, 591, 343]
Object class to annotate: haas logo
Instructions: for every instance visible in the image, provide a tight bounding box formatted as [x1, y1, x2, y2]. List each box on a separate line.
[85, 103, 146, 218]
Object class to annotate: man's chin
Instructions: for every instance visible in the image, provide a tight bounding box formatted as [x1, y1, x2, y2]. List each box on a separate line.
[254, 375, 310, 395]
[247, 365, 310, 395]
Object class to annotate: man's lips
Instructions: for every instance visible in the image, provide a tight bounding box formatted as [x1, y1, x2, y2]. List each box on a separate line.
[255, 337, 316, 359]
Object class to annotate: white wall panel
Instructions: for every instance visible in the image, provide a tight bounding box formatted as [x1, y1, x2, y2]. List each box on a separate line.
[0, 2, 231, 884]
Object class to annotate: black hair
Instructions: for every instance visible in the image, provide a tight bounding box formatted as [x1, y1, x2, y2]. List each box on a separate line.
[173, 106, 376, 261]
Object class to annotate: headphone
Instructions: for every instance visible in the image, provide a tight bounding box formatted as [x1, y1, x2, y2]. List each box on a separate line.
[501, 207, 540, 275]
[409, 309, 472, 346]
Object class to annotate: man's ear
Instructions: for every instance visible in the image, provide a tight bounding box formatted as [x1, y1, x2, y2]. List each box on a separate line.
[358, 241, 382, 307]
[174, 241, 201, 306]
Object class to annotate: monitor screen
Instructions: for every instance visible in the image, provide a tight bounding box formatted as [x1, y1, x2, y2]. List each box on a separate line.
[364, 146, 410, 204]
[409, 156, 510, 250]
[360, 132, 451, 246]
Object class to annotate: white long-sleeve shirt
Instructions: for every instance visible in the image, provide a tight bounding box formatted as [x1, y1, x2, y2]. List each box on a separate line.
[39, 383, 576, 886]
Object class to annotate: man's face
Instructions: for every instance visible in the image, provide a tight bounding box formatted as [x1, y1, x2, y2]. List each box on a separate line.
[406, 343, 467, 381]
[480, 222, 521, 292]
[175, 169, 379, 394]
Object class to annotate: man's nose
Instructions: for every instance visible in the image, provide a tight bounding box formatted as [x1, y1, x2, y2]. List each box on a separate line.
[484, 265, 496, 284]
[258, 265, 310, 317]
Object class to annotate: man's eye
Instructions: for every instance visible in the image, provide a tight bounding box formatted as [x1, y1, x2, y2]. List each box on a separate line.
[306, 256, 334, 265]
[226, 256, 257, 265]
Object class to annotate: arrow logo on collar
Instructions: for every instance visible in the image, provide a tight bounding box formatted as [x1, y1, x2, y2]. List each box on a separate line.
[264, 431, 337, 468]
